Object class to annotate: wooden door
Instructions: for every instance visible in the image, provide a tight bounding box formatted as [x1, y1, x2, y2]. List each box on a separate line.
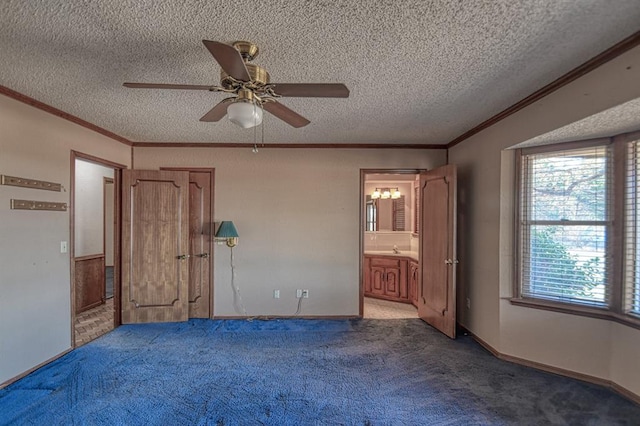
[418, 165, 457, 338]
[187, 172, 212, 318]
[121, 170, 190, 323]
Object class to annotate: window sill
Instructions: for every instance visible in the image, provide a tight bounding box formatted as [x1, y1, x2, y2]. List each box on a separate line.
[510, 297, 640, 331]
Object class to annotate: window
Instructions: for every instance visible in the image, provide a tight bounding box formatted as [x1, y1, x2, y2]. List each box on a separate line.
[519, 145, 611, 307]
[625, 140, 640, 318]
[515, 134, 640, 327]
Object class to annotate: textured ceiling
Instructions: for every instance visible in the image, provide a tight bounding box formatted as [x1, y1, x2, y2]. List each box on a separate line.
[1, 1, 639, 145]
[513, 97, 640, 148]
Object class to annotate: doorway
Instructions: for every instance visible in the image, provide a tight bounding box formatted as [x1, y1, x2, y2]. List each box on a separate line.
[71, 151, 124, 346]
[360, 170, 423, 319]
[360, 167, 458, 338]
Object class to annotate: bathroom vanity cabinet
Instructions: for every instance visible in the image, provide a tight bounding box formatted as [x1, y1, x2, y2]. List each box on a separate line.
[364, 254, 419, 306]
[409, 260, 419, 306]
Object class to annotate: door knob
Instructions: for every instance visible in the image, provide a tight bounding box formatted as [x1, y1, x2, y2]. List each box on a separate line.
[194, 253, 209, 258]
[444, 259, 452, 264]
[176, 254, 190, 260]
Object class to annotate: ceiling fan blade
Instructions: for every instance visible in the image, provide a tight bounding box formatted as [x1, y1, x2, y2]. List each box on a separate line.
[123, 83, 213, 90]
[262, 101, 310, 128]
[270, 83, 350, 98]
[202, 40, 251, 82]
[199, 98, 234, 122]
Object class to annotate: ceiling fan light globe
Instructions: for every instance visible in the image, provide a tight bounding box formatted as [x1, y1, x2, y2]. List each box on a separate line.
[228, 102, 263, 129]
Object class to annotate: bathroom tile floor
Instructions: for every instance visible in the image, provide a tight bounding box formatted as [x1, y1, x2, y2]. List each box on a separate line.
[74, 298, 114, 347]
[363, 297, 418, 319]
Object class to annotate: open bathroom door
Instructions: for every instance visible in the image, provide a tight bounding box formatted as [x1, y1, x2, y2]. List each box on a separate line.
[418, 165, 457, 338]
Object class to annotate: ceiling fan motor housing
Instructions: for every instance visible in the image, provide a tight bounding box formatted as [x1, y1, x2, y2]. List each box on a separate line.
[220, 63, 270, 88]
[232, 41, 259, 61]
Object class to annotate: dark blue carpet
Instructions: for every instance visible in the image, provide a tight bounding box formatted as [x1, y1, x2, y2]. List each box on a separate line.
[1, 319, 639, 425]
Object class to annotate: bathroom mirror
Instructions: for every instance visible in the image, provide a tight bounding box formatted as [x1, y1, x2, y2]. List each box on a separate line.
[365, 195, 406, 231]
[364, 175, 417, 232]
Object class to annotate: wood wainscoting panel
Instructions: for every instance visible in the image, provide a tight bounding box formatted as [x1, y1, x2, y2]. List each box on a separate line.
[74, 254, 105, 314]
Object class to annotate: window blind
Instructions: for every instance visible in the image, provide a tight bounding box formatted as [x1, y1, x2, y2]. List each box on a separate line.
[392, 195, 405, 231]
[520, 145, 612, 308]
[625, 140, 640, 317]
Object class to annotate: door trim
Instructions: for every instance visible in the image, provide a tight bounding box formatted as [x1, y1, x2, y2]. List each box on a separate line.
[160, 167, 215, 318]
[359, 169, 427, 317]
[70, 151, 126, 347]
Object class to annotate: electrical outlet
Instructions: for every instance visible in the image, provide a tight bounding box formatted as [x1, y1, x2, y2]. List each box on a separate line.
[274, 290, 280, 299]
[296, 289, 303, 298]
[302, 289, 309, 298]
[466, 298, 471, 309]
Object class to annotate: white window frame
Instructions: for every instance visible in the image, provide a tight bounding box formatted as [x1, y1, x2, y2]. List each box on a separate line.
[512, 133, 640, 330]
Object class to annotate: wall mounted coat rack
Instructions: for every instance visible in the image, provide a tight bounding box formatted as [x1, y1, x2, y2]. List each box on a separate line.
[10, 199, 67, 211]
[1, 174, 63, 192]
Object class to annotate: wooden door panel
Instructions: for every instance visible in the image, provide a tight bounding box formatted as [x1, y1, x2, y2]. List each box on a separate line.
[419, 165, 457, 338]
[122, 170, 189, 323]
[384, 267, 400, 298]
[371, 267, 385, 295]
[188, 172, 211, 318]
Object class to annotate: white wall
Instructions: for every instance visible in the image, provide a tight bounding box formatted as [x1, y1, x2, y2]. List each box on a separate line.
[133, 147, 446, 317]
[448, 45, 640, 395]
[104, 180, 115, 266]
[0, 94, 131, 385]
[74, 160, 113, 257]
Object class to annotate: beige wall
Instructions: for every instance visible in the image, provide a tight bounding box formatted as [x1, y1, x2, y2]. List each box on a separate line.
[0, 94, 131, 385]
[133, 147, 446, 317]
[448, 45, 640, 395]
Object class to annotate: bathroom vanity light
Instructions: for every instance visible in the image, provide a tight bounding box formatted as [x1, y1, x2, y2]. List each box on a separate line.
[215, 221, 239, 247]
[371, 187, 401, 200]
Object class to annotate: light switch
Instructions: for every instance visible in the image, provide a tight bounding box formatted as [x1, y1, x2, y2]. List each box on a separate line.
[60, 241, 68, 253]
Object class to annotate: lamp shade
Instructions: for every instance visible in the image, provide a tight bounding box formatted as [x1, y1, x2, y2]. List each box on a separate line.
[216, 221, 239, 238]
[228, 101, 263, 129]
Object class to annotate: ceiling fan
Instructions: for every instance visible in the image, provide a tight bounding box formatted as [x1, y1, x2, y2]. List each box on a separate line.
[124, 40, 350, 129]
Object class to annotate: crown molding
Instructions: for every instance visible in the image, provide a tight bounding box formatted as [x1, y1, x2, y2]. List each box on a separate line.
[132, 142, 446, 149]
[446, 30, 640, 149]
[0, 85, 132, 146]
